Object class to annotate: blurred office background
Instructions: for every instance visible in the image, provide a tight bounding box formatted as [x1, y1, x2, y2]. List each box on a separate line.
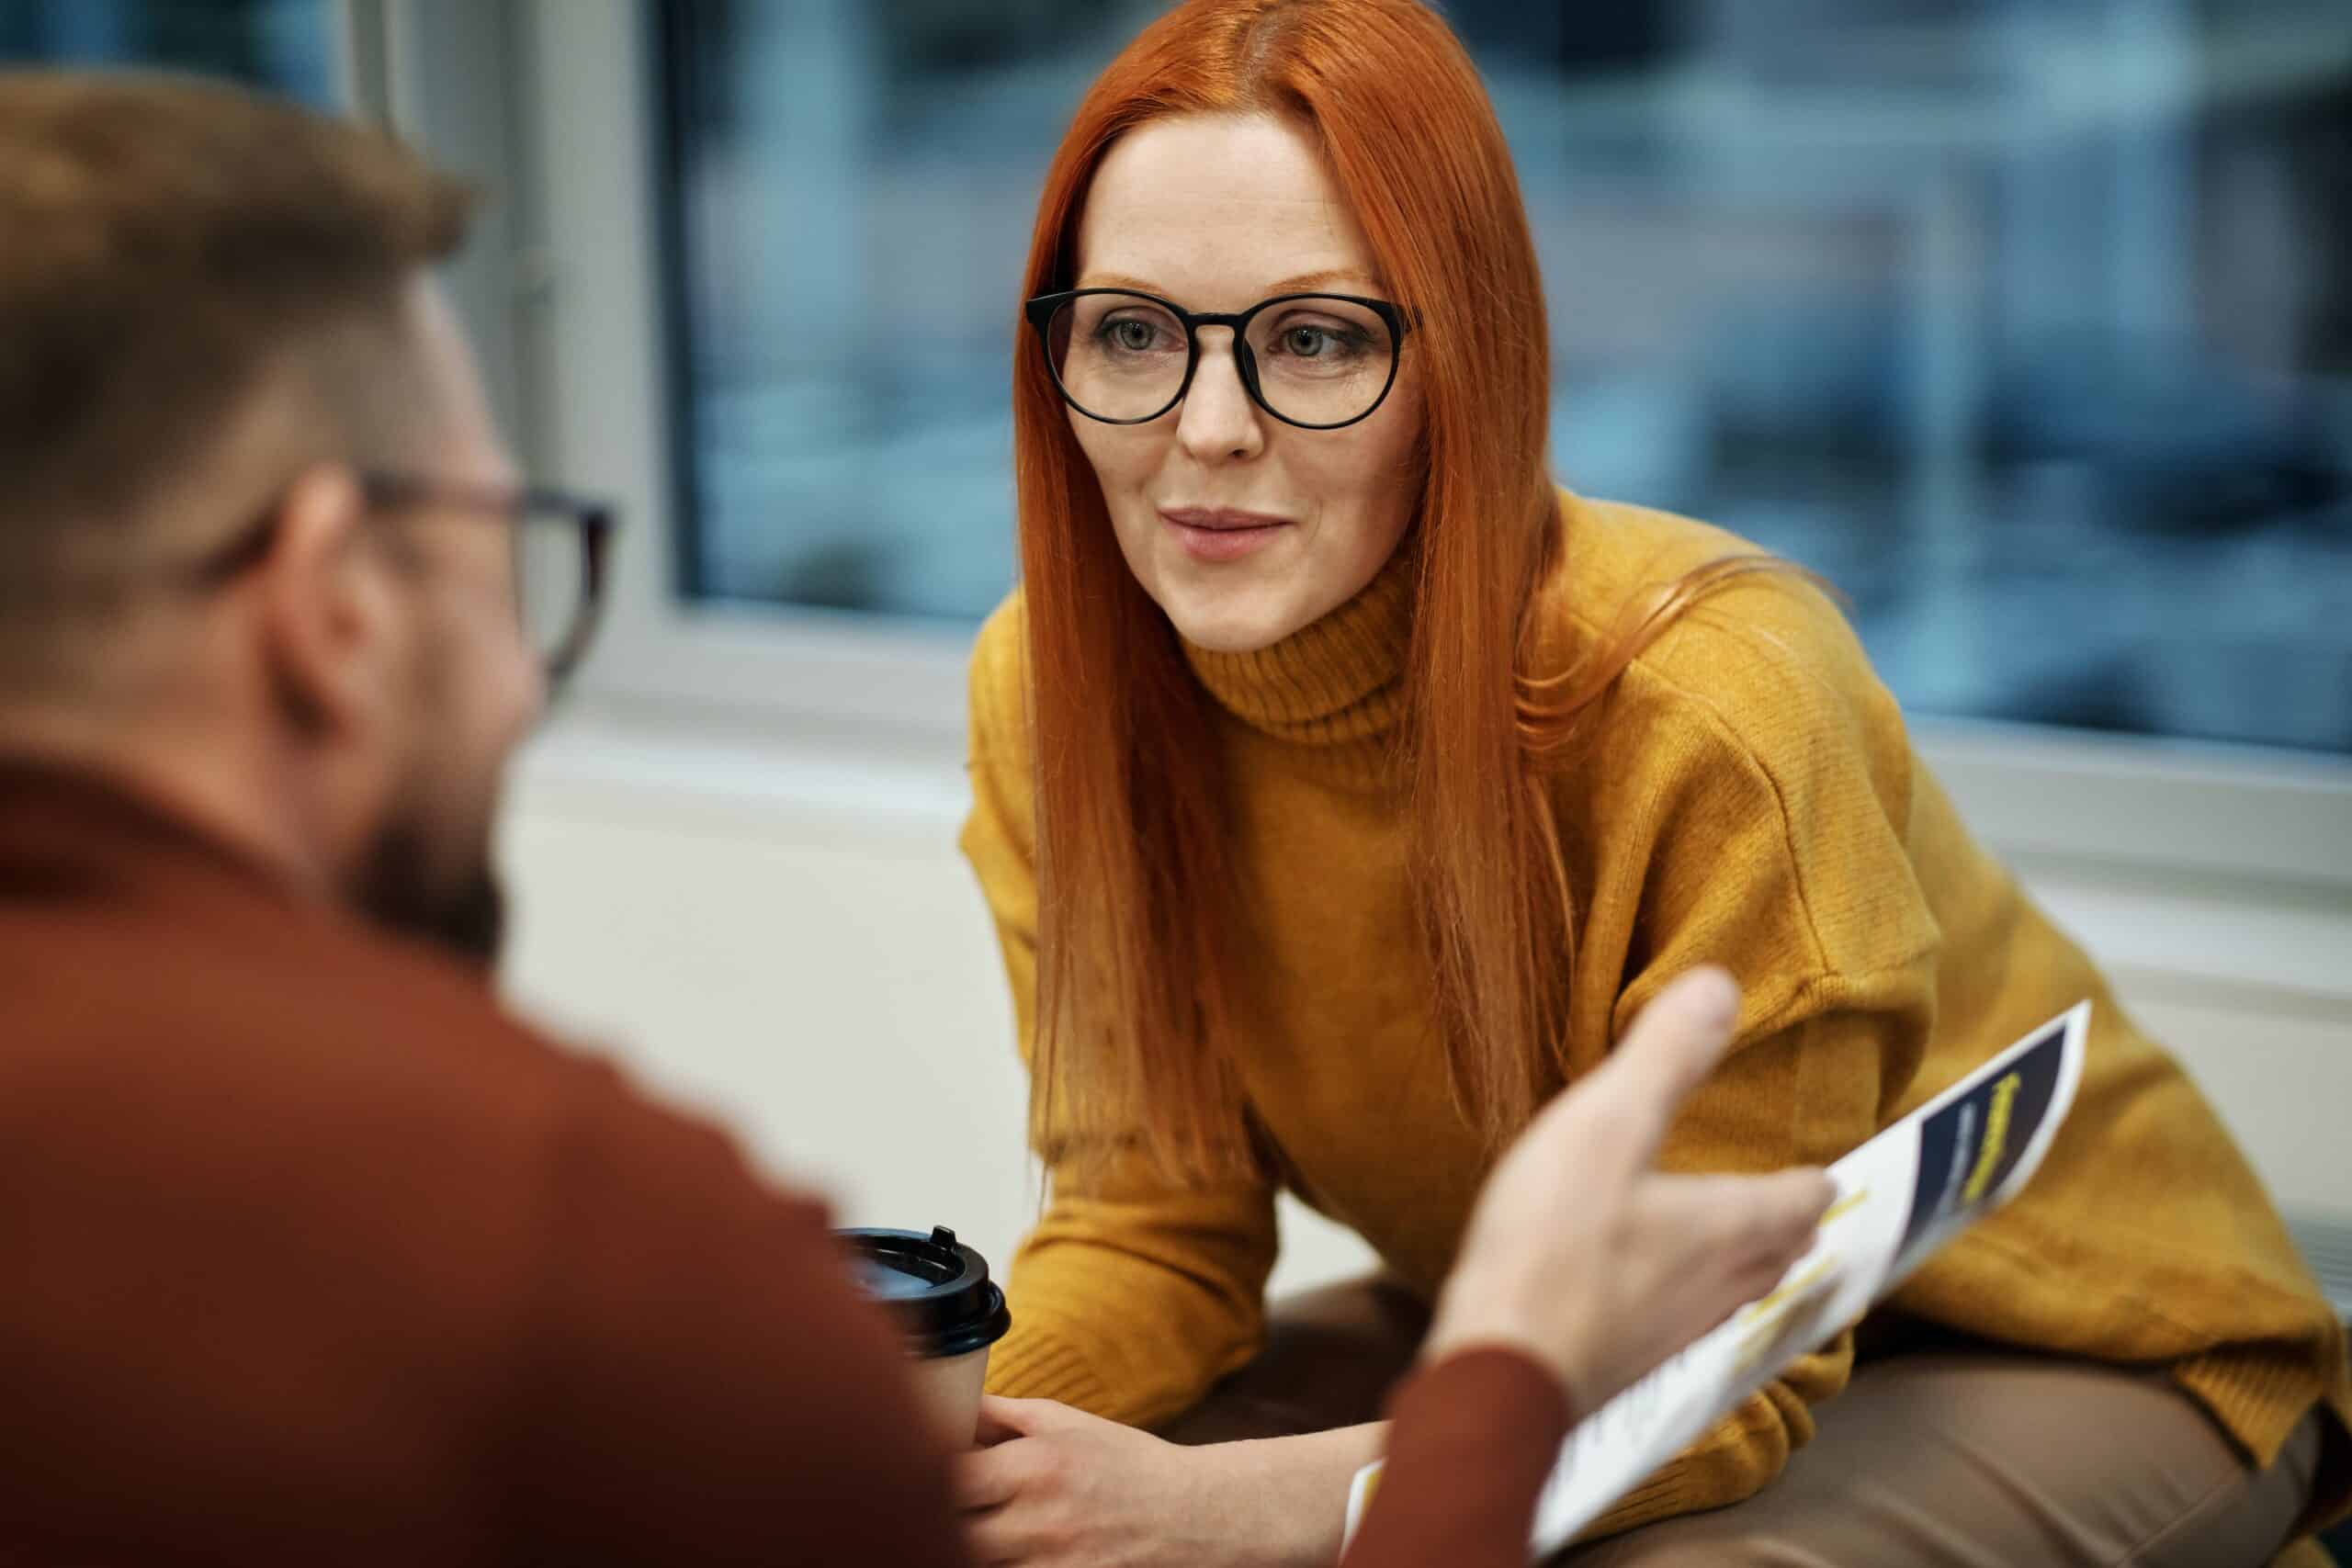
[9, 1, 2347, 1342]
[646, 0, 2352, 753]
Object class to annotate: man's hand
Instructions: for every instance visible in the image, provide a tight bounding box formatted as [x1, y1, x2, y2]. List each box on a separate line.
[1425, 967, 1836, 1413]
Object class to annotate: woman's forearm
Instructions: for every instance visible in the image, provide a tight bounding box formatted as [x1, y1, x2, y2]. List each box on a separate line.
[1199, 1422, 1390, 1568]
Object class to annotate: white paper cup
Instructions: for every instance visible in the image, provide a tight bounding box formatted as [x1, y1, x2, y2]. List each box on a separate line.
[839, 1226, 1012, 1450]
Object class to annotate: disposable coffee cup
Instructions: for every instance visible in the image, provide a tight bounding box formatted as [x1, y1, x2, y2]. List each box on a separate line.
[839, 1225, 1012, 1448]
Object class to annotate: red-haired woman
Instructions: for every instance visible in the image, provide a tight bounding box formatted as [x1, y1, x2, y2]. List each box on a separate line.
[956, 3, 2350, 1563]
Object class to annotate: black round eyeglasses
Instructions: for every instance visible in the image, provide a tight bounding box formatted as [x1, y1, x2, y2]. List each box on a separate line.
[1024, 288, 1411, 431]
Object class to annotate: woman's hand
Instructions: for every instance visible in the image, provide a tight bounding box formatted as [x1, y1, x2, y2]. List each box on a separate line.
[955, 1398, 1369, 1568]
[956, 972, 1832, 1565]
[1424, 966, 1838, 1414]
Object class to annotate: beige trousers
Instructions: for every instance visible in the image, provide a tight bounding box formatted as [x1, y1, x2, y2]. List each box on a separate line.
[1161, 1276, 2332, 1568]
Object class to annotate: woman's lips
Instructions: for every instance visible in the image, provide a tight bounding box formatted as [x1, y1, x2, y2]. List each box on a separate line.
[1159, 506, 1293, 563]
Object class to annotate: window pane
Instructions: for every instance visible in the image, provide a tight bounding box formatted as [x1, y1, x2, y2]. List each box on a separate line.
[0, 0, 336, 103]
[657, 0, 2352, 754]
[658, 0, 1158, 623]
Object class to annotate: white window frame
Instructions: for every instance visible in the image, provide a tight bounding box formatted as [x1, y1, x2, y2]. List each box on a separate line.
[387, 0, 2350, 893]
[508, 0, 973, 742]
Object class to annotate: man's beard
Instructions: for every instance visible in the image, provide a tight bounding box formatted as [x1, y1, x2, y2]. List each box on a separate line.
[352, 812, 507, 972]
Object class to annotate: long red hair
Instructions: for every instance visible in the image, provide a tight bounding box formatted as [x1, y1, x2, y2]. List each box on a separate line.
[1013, 0, 1770, 1177]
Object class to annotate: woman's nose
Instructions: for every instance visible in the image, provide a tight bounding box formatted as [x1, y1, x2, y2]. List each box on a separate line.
[1174, 328, 1266, 463]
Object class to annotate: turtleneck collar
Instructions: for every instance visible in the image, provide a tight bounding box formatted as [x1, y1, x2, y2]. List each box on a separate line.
[1180, 536, 1416, 774]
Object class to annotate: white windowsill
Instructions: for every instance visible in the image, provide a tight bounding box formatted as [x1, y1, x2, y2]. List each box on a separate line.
[514, 698, 2352, 1014]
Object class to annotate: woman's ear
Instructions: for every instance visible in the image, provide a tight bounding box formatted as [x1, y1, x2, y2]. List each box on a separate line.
[254, 463, 401, 739]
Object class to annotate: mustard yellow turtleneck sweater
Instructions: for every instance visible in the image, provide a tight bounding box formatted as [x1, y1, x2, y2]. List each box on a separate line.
[958, 491, 2352, 1540]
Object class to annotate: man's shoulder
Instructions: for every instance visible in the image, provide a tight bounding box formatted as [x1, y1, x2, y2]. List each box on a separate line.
[0, 874, 579, 1139]
[0, 863, 819, 1305]
[0, 866, 884, 1557]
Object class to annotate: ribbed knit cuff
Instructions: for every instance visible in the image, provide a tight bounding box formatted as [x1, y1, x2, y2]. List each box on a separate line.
[2173, 1340, 2352, 1533]
[2175, 1342, 2324, 1461]
[1580, 1458, 1702, 1541]
[985, 1318, 1116, 1416]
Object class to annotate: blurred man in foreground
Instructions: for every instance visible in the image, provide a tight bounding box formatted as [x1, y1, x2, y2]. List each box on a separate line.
[0, 71, 1831, 1565]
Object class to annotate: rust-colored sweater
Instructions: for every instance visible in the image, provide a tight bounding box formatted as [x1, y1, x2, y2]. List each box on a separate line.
[0, 758, 1568, 1565]
[962, 492, 2352, 1541]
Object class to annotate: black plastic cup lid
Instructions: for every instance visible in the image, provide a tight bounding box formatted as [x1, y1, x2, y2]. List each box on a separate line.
[837, 1225, 1012, 1359]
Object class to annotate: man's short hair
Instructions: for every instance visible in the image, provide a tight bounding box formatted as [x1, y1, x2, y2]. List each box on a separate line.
[0, 69, 475, 639]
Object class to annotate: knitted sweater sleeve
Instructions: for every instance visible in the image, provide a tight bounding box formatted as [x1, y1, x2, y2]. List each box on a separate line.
[1562, 572, 1939, 1539]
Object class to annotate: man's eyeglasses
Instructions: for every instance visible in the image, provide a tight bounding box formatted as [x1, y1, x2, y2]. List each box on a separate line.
[190, 473, 617, 691]
[1024, 288, 1411, 431]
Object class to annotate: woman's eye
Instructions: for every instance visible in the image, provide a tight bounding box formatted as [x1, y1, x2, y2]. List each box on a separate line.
[1272, 321, 1366, 360]
[1100, 317, 1170, 353]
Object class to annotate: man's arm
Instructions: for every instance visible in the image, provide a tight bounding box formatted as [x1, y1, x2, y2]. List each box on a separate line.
[1341, 1352, 1573, 1568]
[489, 1056, 977, 1566]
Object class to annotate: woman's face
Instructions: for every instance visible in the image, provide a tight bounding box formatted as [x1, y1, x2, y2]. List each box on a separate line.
[1066, 113, 1424, 654]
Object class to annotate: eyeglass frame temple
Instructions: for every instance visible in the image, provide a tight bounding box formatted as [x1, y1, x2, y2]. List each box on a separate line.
[361, 475, 618, 690]
[178, 477, 616, 693]
[541, 500, 615, 687]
